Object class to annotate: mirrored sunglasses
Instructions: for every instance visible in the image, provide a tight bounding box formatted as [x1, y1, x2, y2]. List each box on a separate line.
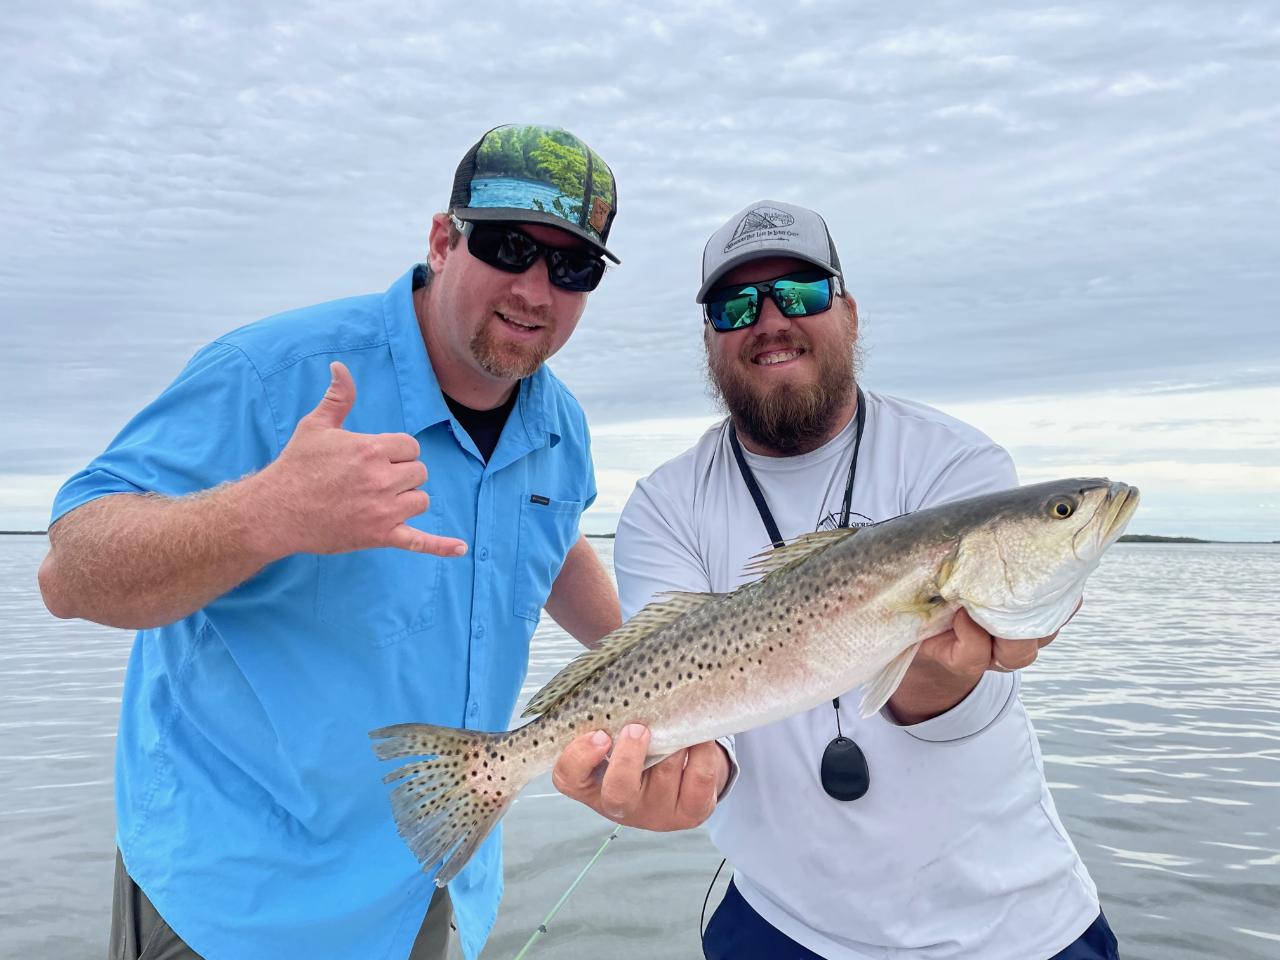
[451, 215, 606, 293]
[704, 269, 840, 332]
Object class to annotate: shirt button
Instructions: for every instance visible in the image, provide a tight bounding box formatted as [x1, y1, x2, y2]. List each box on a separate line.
[467, 703, 479, 718]
[475, 624, 485, 638]
[479, 547, 489, 561]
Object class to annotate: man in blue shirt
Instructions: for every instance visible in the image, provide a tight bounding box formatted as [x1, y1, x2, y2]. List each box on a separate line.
[38, 124, 625, 960]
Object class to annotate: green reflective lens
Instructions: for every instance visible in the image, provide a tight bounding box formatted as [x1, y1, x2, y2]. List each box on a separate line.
[773, 276, 832, 316]
[713, 290, 760, 330]
[705, 270, 834, 331]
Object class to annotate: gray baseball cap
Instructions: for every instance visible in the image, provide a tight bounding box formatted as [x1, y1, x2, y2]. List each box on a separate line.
[696, 200, 843, 302]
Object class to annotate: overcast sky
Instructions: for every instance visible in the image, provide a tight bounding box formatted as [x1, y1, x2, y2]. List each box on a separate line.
[3, 0, 1277, 540]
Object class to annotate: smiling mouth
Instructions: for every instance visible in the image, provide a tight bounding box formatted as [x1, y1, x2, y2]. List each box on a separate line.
[496, 311, 543, 333]
[753, 347, 805, 366]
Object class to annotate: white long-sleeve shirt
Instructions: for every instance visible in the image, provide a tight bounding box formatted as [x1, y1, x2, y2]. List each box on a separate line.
[615, 389, 1099, 960]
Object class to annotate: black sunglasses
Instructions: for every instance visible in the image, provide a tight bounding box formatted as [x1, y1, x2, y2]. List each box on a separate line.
[451, 215, 606, 293]
[703, 269, 841, 332]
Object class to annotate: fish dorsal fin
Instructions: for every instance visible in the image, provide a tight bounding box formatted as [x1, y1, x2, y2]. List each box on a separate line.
[521, 591, 717, 718]
[741, 527, 861, 579]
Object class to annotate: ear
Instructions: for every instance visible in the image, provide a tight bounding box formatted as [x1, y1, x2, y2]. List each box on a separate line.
[842, 292, 859, 333]
[427, 213, 454, 274]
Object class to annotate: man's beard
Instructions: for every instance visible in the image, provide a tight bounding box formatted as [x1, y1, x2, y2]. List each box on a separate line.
[469, 307, 553, 380]
[706, 325, 860, 456]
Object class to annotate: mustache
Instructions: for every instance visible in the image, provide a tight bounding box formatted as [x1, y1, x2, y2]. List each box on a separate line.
[741, 331, 808, 360]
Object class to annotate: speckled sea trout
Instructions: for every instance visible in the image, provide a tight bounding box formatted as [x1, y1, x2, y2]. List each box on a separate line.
[371, 477, 1138, 884]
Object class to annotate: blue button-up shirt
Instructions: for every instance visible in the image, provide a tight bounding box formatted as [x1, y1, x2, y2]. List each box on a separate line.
[50, 267, 596, 960]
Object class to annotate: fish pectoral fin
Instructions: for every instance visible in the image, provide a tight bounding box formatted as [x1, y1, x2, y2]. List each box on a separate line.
[641, 750, 676, 771]
[858, 641, 922, 718]
[890, 588, 948, 619]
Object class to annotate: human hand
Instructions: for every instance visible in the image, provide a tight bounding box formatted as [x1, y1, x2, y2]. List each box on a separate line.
[887, 602, 1081, 725]
[551, 725, 729, 832]
[247, 362, 468, 560]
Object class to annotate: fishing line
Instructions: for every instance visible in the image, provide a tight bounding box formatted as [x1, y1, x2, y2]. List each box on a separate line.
[511, 824, 622, 960]
[700, 856, 729, 944]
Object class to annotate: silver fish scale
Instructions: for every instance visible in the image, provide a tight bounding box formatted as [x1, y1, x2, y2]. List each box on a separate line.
[530, 527, 955, 756]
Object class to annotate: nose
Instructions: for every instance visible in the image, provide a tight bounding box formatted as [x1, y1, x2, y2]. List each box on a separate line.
[508, 258, 554, 308]
[753, 295, 794, 335]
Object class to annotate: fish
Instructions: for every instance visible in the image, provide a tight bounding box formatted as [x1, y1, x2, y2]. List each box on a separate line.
[371, 476, 1139, 884]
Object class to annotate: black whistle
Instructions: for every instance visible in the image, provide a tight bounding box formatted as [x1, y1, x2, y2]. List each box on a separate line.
[821, 736, 870, 801]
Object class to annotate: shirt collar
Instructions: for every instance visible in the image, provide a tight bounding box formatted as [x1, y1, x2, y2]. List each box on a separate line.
[382, 265, 562, 447]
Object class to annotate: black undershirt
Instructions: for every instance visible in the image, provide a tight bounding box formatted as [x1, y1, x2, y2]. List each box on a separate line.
[444, 389, 518, 463]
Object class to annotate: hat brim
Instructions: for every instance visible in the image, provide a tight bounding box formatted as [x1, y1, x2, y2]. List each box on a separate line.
[452, 206, 620, 264]
[696, 250, 841, 302]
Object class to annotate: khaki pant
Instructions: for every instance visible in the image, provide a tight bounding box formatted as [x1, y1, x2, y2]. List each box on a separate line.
[108, 850, 453, 960]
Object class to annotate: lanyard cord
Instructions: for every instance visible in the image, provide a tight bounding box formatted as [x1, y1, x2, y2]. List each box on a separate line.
[728, 386, 866, 548]
[729, 387, 866, 719]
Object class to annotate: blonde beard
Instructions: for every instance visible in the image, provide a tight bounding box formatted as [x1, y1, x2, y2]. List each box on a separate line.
[469, 316, 552, 380]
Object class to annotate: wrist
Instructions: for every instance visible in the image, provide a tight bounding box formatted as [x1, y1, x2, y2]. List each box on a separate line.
[224, 468, 295, 565]
[888, 672, 981, 726]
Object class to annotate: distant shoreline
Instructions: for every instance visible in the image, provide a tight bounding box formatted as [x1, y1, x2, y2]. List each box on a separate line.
[4, 531, 1277, 544]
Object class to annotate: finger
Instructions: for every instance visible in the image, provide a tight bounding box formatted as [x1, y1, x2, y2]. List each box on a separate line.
[304, 362, 355, 429]
[551, 731, 612, 799]
[391, 460, 429, 493]
[675, 741, 724, 826]
[394, 489, 429, 519]
[598, 724, 649, 821]
[385, 524, 467, 557]
[375, 433, 421, 463]
[992, 637, 1039, 671]
[945, 609, 995, 671]
[641, 750, 688, 814]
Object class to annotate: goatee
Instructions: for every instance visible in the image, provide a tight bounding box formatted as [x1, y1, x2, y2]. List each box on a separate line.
[470, 310, 552, 380]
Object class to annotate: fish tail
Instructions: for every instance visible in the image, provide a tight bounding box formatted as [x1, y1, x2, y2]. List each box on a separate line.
[370, 722, 531, 886]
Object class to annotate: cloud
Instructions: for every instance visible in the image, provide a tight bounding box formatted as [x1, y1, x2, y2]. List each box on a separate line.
[2, 0, 1277, 538]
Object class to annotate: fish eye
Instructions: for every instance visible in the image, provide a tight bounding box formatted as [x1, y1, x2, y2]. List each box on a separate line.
[1049, 497, 1075, 519]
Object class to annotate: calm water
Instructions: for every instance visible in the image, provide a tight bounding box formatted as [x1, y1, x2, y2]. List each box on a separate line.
[2, 535, 1277, 960]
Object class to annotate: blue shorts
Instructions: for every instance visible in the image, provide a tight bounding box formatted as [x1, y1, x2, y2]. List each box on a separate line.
[702, 879, 1120, 959]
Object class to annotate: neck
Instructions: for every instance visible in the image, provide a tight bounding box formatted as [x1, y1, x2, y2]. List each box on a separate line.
[734, 388, 860, 457]
[416, 285, 519, 411]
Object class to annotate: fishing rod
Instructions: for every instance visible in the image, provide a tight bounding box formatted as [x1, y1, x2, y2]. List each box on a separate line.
[511, 825, 623, 959]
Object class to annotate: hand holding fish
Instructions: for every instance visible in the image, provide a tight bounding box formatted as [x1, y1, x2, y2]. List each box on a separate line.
[550, 726, 730, 830]
[249, 361, 467, 559]
[887, 607, 1070, 725]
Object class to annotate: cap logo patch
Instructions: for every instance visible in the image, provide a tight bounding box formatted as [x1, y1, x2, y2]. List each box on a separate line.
[724, 205, 799, 253]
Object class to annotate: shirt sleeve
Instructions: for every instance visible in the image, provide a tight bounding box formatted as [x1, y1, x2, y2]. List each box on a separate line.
[615, 474, 739, 798]
[884, 435, 1022, 740]
[50, 341, 280, 526]
[581, 411, 598, 512]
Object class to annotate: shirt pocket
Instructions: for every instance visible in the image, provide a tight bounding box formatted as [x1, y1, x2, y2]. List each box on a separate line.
[315, 506, 443, 646]
[513, 495, 583, 622]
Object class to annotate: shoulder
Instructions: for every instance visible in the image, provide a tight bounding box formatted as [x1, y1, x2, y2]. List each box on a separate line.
[867, 390, 1001, 452]
[863, 389, 1017, 507]
[215, 291, 388, 379]
[625, 419, 727, 518]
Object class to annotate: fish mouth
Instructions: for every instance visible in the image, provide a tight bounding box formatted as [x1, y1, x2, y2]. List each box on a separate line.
[1100, 481, 1140, 544]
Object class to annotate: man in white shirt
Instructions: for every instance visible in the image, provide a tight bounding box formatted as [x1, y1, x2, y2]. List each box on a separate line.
[554, 201, 1120, 959]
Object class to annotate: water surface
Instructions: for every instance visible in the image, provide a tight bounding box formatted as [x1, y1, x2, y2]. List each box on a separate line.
[1, 536, 1276, 959]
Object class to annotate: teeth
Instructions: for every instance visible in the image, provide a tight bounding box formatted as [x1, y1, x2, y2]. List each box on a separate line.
[498, 312, 538, 331]
[757, 350, 800, 365]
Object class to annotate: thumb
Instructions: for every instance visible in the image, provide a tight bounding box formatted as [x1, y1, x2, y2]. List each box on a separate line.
[305, 361, 355, 429]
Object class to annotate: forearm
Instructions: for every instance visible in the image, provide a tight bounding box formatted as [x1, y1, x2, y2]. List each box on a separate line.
[39, 476, 280, 630]
[544, 534, 621, 649]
